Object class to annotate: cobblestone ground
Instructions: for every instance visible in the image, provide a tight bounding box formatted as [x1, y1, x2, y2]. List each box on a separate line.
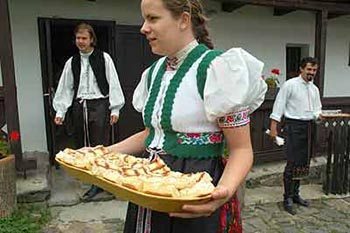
[242, 197, 350, 233]
[43, 197, 350, 233]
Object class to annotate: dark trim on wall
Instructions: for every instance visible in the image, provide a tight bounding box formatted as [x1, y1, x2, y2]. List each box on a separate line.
[218, 0, 350, 14]
[0, 86, 4, 99]
[322, 97, 350, 106]
[314, 10, 328, 97]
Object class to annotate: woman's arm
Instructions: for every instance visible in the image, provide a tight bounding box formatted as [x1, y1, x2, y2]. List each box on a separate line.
[170, 124, 253, 218]
[107, 128, 149, 155]
[217, 125, 253, 197]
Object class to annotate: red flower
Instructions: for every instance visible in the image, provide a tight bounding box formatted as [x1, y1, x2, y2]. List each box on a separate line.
[9, 130, 20, 141]
[271, 69, 280, 75]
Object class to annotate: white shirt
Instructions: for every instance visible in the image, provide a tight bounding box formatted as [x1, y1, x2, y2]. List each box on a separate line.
[133, 42, 267, 148]
[270, 76, 322, 122]
[53, 50, 125, 119]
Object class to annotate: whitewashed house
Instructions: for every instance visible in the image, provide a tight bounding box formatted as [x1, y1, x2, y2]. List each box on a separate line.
[0, 0, 349, 171]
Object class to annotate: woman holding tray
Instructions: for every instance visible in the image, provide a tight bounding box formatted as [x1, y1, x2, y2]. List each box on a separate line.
[108, 0, 267, 232]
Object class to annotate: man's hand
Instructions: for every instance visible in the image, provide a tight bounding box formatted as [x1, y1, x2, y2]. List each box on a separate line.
[110, 115, 119, 125]
[54, 117, 63, 125]
[269, 119, 279, 138]
[269, 128, 278, 138]
[317, 114, 324, 121]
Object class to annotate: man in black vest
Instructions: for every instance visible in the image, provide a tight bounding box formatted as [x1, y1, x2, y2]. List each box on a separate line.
[53, 23, 125, 200]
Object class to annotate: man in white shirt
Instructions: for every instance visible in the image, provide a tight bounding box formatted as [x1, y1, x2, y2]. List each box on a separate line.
[269, 57, 322, 215]
[53, 23, 125, 200]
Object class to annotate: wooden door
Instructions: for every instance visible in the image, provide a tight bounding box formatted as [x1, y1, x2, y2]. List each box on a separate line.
[114, 25, 159, 142]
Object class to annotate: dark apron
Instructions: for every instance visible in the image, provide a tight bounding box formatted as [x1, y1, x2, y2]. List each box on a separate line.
[284, 118, 313, 179]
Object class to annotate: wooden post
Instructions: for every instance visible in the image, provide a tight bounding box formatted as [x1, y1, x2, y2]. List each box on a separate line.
[0, 0, 36, 172]
[0, 155, 16, 217]
[314, 9, 328, 98]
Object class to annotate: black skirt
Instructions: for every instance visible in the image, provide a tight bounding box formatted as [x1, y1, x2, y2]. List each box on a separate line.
[123, 152, 224, 233]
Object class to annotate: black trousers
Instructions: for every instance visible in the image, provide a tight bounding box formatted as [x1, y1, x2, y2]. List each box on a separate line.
[72, 98, 111, 148]
[283, 118, 313, 199]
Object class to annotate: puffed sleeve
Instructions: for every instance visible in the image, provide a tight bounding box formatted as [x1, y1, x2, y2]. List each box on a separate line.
[204, 48, 267, 125]
[132, 67, 150, 113]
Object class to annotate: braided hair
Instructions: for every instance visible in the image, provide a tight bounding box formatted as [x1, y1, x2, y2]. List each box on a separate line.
[162, 0, 214, 49]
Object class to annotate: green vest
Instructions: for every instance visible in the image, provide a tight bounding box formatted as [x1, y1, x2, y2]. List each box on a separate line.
[144, 44, 224, 159]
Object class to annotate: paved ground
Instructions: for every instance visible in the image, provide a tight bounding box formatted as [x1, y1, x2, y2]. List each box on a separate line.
[42, 196, 350, 233]
[242, 197, 350, 233]
[19, 157, 348, 233]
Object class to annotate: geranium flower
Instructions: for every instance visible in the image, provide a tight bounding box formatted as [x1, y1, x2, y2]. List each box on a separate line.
[271, 68, 280, 75]
[9, 130, 20, 141]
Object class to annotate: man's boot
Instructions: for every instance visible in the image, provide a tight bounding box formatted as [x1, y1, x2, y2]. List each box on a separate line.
[293, 180, 310, 207]
[82, 185, 104, 201]
[283, 177, 296, 215]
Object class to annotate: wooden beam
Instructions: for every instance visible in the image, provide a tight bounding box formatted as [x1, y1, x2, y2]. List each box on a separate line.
[221, 2, 245, 12]
[0, 0, 36, 172]
[273, 7, 295, 16]
[314, 10, 328, 98]
[216, 0, 350, 14]
[328, 13, 348, 19]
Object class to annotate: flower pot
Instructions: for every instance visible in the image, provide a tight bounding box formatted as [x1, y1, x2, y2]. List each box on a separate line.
[265, 87, 279, 100]
[0, 154, 16, 217]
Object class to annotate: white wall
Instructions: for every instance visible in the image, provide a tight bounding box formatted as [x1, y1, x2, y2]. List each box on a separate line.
[206, 4, 316, 84]
[7, 1, 350, 152]
[324, 16, 350, 97]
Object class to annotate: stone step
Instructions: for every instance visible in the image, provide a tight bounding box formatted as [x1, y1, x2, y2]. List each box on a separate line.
[44, 199, 127, 233]
[16, 152, 50, 203]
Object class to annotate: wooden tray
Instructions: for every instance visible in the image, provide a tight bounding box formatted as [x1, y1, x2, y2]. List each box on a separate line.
[55, 158, 212, 213]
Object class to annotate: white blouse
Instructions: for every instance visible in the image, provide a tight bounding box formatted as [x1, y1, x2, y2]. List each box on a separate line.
[133, 46, 267, 148]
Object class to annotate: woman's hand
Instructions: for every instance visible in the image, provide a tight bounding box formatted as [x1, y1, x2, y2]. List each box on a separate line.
[169, 185, 231, 218]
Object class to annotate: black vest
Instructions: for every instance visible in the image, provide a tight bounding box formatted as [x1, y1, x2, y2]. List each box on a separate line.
[71, 49, 109, 98]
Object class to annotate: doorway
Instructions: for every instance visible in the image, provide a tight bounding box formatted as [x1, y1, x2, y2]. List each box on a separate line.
[286, 44, 309, 79]
[38, 18, 116, 165]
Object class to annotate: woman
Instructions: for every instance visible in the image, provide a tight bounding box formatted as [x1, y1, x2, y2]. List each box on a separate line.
[108, 0, 267, 232]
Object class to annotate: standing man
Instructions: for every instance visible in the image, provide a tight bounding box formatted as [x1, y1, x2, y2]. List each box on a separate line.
[269, 57, 322, 215]
[53, 23, 125, 200]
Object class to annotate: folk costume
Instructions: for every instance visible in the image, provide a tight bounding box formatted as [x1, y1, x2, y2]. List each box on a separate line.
[123, 41, 267, 233]
[270, 76, 322, 205]
[53, 49, 125, 148]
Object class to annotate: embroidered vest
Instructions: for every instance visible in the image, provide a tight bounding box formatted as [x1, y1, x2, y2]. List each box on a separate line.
[144, 44, 224, 159]
[71, 49, 109, 98]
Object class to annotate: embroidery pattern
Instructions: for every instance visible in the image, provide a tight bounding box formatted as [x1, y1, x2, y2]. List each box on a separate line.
[176, 132, 223, 145]
[218, 109, 250, 128]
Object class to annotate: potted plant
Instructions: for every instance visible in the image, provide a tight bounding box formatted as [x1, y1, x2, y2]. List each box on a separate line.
[0, 138, 10, 159]
[0, 132, 17, 217]
[264, 68, 281, 100]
